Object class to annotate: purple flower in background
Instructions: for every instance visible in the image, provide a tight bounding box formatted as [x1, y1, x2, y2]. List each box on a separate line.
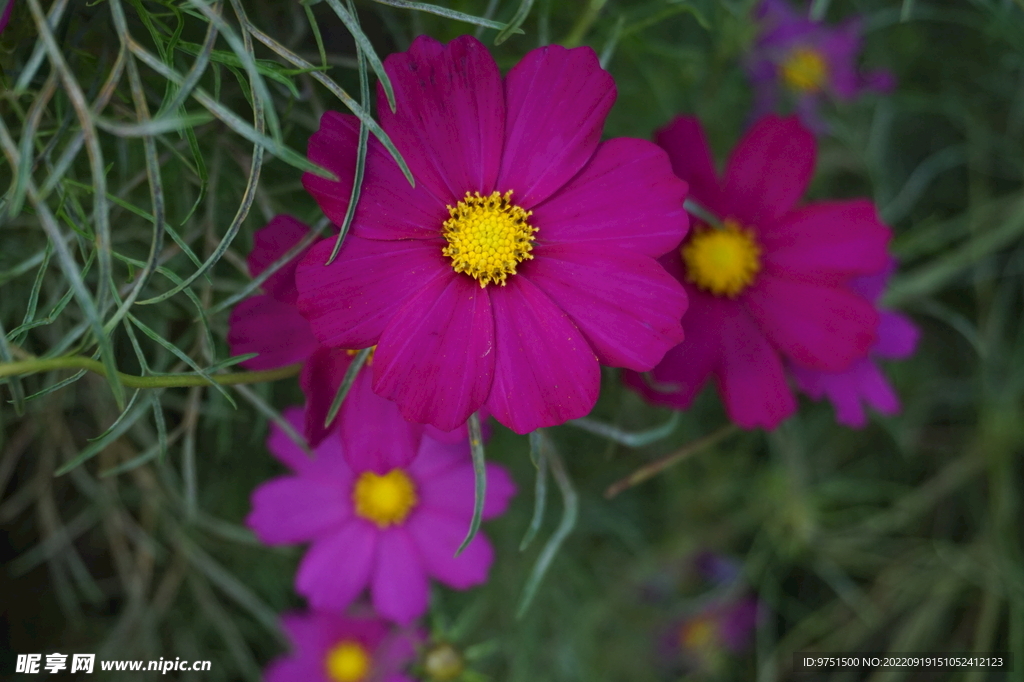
[674, 597, 760, 672]
[246, 407, 516, 625]
[0, 1, 13, 36]
[264, 610, 419, 682]
[746, 0, 895, 131]
[790, 259, 919, 427]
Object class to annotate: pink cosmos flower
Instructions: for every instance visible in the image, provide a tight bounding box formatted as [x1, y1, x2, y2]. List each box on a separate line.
[624, 114, 891, 429]
[298, 35, 690, 435]
[747, 0, 896, 132]
[246, 407, 516, 624]
[264, 610, 419, 682]
[0, 1, 13, 36]
[227, 216, 471, 466]
[790, 259, 919, 427]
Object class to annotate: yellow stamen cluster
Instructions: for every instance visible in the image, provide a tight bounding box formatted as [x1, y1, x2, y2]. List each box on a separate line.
[780, 47, 829, 93]
[682, 219, 762, 298]
[441, 190, 537, 287]
[352, 469, 418, 528]
[325, 641, 371, 682]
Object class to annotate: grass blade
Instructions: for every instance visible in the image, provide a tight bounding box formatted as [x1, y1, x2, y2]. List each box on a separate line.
[456, 413, 487, 557]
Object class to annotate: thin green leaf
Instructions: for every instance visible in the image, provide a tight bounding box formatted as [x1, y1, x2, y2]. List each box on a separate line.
[371, 0, 525, 32]
[324, 348, 372, 429]
[495, 0, 535, 44]
[520, 431, 548, 551]
[54, 393, 155, 476]
[569, 412, 680, 447]
[323, 0, 396, 111]
[457, 413, 487, 556]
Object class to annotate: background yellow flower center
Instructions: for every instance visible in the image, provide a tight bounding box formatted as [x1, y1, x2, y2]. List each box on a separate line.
[682, 220, 762, 298]
[679, 616, 718, 651]
[780, 47, 828, 92]
[442, 190, 537, 287]
[423, 642, 465, 681]
[352, 469, 418, 528]
[324, 641, 371, 682]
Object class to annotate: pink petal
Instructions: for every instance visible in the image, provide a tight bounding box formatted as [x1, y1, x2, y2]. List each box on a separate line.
[227, 295, 317, 371]
[530, 137, 689, 258]
[406, 436, 472, 479]
[626, 284, 728, 410]
[874, 310, 919, 359]
[263, 658, 321, 682]
[854, 361, 901, 416]
[247, 215, 312, 303]
[418, 462, 517, 521]
[744, 275, 878, 372]
[303, 111, 448, 241]
[497, 44, 615, 208]
[300, 347, 424, 466]
[717, 307, 796, 429]
[486, 277, 600, 434]
[295, 520, 377, 611]
[378, 35, 505, 204]
[246, 476, 349, 545]
[423, 404, 492, 444]
[655, 116, 729, 218]
[723, 115, 816, 226]
[266, 407, 320, 473]
[760, 200, 890, 280]
[408, 508, 494, 589]
[371, 529, 429, 625]
[525, 244, 686, 370]
[296, 235, 450, 350]
[373, 274, 495, 432]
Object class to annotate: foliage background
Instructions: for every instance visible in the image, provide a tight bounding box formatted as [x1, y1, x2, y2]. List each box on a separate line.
[2, 0, 1024, 680]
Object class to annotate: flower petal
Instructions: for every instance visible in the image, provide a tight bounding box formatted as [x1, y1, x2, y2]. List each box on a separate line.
[227, 295, 317, 371]
[874, 310, 919, 359]
[408, 508, 494, 589]
[266, 406, 319, 473]
[418, 461, 517, 521]
[300, 347, 424, 465]
[655, 116, 729, 218]
[303, 111, 448, 241]
[744, 275, 878, 372]
[378, 35, 505, 204]
[531, 138, 690, 257]
[760, 200, 890, 281]
[723, 115, 816, 226]
[371, 529, 429, 625]
[246, 476, 349, 545]
[247, 215, 312, 303]
[497, 44, 615, 208]
[717, 307, 796, 429]
[296, 520, 377, 611]
[373, 274, 495, 432]
[264, 658, 322, 682]
[486, 277, 600, 433]
[296, 235, 450, 350]
[526, 243, 686, 370]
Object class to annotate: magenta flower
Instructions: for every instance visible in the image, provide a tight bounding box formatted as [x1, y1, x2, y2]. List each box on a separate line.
[624, 114, 891, 429]
[673, 597, 760, 673]
[246, 407, 516, 624]
[0, 1, 13, 36]
[747, 0, 895, 131]
[297, 35, 689, 435]
[264, 610, 419, 682]
[227, 215, 458, 467]
[790, 259, 919, 427]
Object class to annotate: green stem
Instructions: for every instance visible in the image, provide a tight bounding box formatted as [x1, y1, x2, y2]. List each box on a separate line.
[0, 356, 302, 388]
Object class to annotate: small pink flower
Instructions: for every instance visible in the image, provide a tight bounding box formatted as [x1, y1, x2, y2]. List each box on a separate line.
[246, 407, 516, 624]
[227, 216, 472, 467]
[297, 35, 689, 435]
[790, 259, 919, 427]
[625, 114, 891, 429]
[264, 610, 419, 682]
[747, 0, 896, 131]
[0, 1, 13, 36]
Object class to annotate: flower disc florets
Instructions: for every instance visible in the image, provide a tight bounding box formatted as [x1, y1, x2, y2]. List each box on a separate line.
[682, 220, 762, 298]
[780, 47, 828, 92]
[324, 641, 371, 682]
[352, 469, 418, 528]
[441, 190, 537, 287]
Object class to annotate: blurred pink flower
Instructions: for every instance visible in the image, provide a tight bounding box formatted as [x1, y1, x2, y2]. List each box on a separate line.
[790, 259, 919, 427]
[246, 407, 516, 624]
[0, 1, 13, 36]
[264, 610, 419, 682]
[298, 34, 690, 435]
[625, 114, 891, 429]
[746, 0, 896, 131]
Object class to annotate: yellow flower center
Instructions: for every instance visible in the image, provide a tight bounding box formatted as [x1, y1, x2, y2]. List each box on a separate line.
[780, 47, 829, 93]
[682, 219, 762, 297]
[325, 641, 371, 682]
[441, 190, 537, 287]
[352, 469, 418, 528]
[679, 616, 718, 651]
